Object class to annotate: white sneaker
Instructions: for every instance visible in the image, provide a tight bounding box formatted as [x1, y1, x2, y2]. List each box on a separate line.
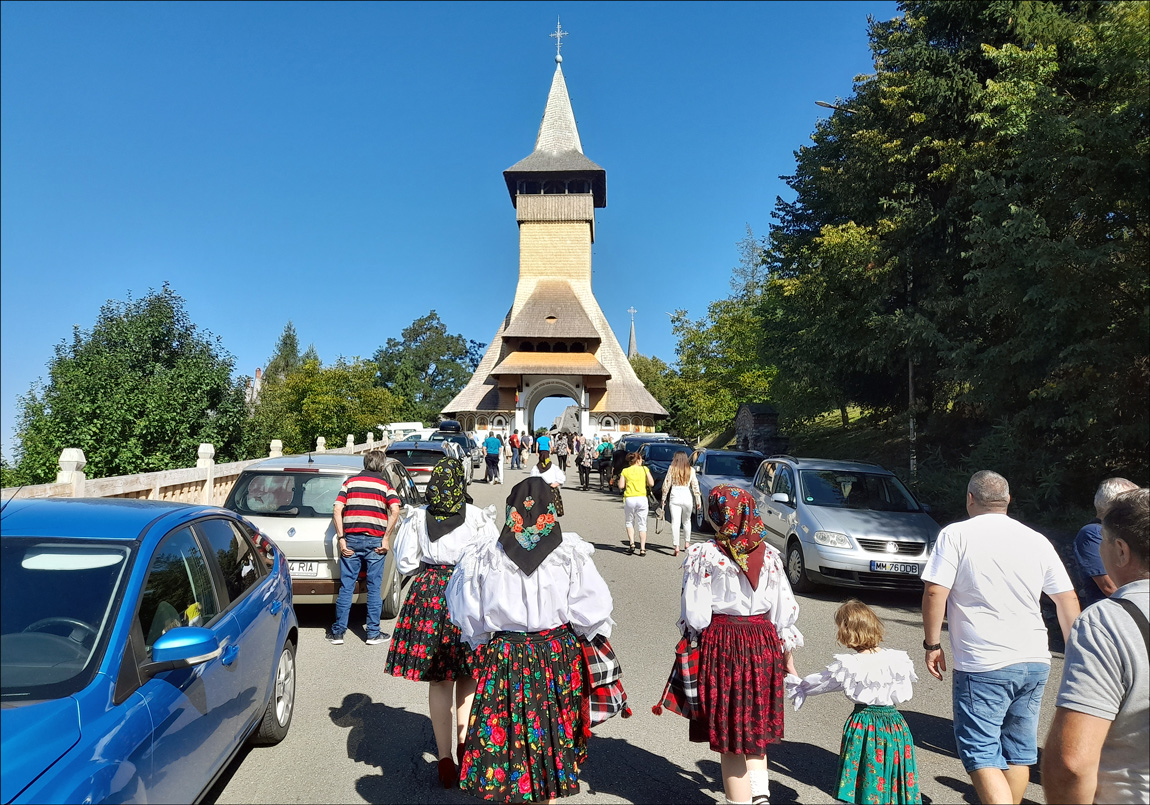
[365, 633, 391, 646]
[326, 632, 344, 645]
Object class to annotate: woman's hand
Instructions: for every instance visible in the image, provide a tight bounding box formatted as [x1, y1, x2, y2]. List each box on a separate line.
[784, 650, 798, 677]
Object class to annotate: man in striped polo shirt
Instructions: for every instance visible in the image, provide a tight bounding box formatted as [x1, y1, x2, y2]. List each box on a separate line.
[328, 450, 402, 645]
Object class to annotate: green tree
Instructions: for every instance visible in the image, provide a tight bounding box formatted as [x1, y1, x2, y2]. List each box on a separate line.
[373, 312, 485, 423]
[264, 321, 302, 380]
[13, 285, 247, 482]
[246, 358, 400, 456]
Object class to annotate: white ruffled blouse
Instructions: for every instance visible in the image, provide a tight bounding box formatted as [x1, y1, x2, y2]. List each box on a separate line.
[392, 504, 500, 575]
[785, 649, 918, 710]
[680, 540, 804, 652]
[446, 530, 615, 649]
[529, 462, 567, 486]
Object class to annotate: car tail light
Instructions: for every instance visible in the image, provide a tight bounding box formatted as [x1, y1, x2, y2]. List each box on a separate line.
[283, 467, 320, 473]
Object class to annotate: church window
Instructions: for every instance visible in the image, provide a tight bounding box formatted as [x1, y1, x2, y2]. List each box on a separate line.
[600, 417, 614, 430]
[518, 181, 541, 195]
[536, 342, 552, 353]
[552, 342, 568, 353]
[519, 341, 535, 352]
[570, 341, 585, 353]
[568, 179, 591, 194]
[543, 180, 566, 195]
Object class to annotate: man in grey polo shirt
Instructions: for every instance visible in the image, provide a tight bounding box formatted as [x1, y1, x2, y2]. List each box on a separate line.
[1043, 487, 1149, 804]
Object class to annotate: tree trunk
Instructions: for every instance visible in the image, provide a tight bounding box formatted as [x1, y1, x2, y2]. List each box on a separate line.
[840, 404, 850, 429]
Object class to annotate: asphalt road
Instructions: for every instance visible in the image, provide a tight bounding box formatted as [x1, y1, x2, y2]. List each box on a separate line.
[208, 465, 1060, 804]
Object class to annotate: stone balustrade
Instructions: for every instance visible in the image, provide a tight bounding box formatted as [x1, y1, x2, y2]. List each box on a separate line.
[0, 432, 388, 505]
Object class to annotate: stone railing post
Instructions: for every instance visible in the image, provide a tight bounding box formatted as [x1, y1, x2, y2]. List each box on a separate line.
[197, 443, 216, 504]
[316, 436, 326, 452]
[366, 431, 375, 451]
[345, 434, 355, 449]
[57, 448, 87, 497]
[269, 439, 283, 458]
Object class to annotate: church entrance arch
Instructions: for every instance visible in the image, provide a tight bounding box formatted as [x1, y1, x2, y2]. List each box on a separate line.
[522, 378, 582, 435]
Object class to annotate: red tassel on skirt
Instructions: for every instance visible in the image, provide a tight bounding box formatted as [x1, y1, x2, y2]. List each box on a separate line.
[688, 613, 786, 754]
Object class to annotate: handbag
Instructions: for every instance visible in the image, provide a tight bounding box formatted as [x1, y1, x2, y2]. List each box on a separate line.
[651, 635, 703, 719]
[552, 485, 565, 517]
[580, 634, 631, 725]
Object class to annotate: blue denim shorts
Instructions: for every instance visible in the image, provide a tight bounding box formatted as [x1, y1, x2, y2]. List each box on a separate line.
[952, 663, 1049, 771]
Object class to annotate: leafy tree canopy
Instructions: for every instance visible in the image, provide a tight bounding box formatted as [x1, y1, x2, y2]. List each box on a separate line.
[13, 284, 247, 482]
[373, 312, 485, 424]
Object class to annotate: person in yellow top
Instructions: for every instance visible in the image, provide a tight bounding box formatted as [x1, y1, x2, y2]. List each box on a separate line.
[618, 452, 656, 556]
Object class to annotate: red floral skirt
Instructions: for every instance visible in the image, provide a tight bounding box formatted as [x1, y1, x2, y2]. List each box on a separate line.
[459, 626, 587, 802]
[689, 613, 786, 754]
[385, 564, 479, 682]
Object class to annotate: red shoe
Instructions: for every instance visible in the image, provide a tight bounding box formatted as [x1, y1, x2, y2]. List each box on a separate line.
[438, 757, 458, 789]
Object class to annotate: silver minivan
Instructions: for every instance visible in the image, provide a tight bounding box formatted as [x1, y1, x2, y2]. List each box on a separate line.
[747, 457, 939, 592]
[224, 454, 420, 617]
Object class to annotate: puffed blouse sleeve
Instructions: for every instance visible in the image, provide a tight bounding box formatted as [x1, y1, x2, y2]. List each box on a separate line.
[785, 664, 845, 710]
[764, 547, 804, 652]
[564, 536, 615, 641]
[392, 507, 425, 576]
[680, 542, 715, 640]
[446, 541, 490, 649]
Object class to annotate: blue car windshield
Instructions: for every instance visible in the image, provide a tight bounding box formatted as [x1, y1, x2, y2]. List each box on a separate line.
[798, 470, 922, 513]
[1, 538, 133, 700]
[644, 444, 690, 462]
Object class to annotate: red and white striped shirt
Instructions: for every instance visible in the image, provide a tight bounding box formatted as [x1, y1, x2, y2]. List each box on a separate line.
[335, 472, 401, 537]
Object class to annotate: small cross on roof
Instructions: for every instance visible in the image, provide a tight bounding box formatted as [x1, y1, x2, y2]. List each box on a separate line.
[550, 17, 568, 60]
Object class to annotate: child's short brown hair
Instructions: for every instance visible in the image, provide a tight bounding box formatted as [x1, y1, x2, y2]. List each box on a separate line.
[834, 599, 884, 651]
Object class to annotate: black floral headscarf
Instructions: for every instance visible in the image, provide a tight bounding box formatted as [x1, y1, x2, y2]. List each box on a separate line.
[424, 457, 472, 541]
[498, 476, 562, 575]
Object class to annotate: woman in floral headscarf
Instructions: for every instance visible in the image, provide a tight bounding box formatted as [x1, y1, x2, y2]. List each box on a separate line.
[446, 476, 614, 802]
[386, 457, 499, 789]
[680, 485, 803, 805]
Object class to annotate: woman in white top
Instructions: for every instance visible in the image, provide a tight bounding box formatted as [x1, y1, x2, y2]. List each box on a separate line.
[786, 600, 921, 804]
[660, 450, 702, 556]
[385, 458, 499, 789]
[447, 476, 614, 802]
[529, 451, 567, 487]
[680, 486, 802, 805]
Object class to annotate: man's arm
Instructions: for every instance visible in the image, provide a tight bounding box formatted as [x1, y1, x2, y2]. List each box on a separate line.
[1041, 707, 1111, 804]
[1090, 574, 1118, 597]
[380, 502, 401, 552]
[921, 580, 950, 680]
[1050, 590, 1082, 643]
[333, 503, 353, 557]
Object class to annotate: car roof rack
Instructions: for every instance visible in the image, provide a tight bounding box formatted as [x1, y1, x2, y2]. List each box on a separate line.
[766, 454, 799, 464]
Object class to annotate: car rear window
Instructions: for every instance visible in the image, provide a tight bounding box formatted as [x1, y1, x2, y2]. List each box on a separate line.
[387, 448, 446, 468]
[225, 471, 348, 518]
[645, 443, 691, 461]
[704, 455, 760, 478]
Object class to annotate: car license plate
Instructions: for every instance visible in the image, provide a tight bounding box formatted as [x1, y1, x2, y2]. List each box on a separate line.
[288, 561, 319, 578]
[870, 560, 920, 575]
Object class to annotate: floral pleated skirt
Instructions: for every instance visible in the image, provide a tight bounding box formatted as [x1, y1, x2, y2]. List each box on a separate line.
[459, 626, 587, 802]
[835, 704, 921, 804]
[385, 564, 479, 682]
[689, 613, 786, 754]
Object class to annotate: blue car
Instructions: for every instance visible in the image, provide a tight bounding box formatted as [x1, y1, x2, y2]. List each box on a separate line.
[1, 498, 298, 804]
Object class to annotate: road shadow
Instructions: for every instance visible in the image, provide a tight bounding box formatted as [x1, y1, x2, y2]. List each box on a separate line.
[329, 692, 469, 804]
[762, 740, 842, 803]
[579, 735, 718, 803]
[902, 709, 958, 759]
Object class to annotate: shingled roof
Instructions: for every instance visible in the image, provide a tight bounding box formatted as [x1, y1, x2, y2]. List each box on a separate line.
[504, 63, 606, 207]
[502, 280, 601, 339]
[491, 351, 610, 377]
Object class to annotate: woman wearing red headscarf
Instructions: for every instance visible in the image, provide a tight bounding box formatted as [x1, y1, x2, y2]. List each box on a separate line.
[682, 485, 803, 805]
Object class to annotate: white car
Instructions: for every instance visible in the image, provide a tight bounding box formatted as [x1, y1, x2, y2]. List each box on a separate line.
[223, 454, 421, 617]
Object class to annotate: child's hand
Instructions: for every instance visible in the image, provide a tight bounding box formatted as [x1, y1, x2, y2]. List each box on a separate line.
[784, 650, 798, 677]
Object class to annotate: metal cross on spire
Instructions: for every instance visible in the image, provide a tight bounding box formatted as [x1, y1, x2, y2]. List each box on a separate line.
[550, 17, 568, 62]
[627, 306, 637, 320]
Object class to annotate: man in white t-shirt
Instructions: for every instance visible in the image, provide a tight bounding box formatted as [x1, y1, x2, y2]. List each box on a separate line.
[921, 470, 1080, 805]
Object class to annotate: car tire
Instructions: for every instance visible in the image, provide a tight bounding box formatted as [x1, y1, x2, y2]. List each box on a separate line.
[786, 539, 816, 593]
[382, 568, 404, 619]
[253, 640, 296, 746]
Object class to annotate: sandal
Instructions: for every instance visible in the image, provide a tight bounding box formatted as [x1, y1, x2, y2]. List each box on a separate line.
[627, 543, 635, 555]
[673, 547, 680, 557]
[639, 549, 647, 557]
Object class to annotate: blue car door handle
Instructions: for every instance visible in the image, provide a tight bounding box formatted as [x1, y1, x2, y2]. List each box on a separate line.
[270, 600, 283, 616]
[220, 644, 239, 667]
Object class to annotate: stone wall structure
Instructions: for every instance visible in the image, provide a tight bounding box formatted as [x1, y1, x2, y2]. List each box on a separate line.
[734, 403, 789, 456]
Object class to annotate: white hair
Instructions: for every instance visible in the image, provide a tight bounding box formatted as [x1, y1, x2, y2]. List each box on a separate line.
[1094, 477, 1138, 517]
[968, 470, 1010, 506]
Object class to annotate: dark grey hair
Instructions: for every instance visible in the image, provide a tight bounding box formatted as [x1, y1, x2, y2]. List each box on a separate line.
[1102, 488, 1149, 568]
[968, 470, 1010, 506]
[1094, 477, 1138, 517]
[363, 449, 388, 474]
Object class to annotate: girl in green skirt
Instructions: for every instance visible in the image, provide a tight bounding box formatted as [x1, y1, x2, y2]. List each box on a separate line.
[786, 600, 921, 804]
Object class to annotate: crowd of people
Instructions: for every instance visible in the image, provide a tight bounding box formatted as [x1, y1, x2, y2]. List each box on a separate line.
[325, 447, 1148, 805]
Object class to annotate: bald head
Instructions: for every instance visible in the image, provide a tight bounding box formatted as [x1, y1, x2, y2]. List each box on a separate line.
[967, 470, 1010, 514]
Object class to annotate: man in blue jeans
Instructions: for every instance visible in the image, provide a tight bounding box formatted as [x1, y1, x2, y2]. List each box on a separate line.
[921, 471, 1080, 804]
[328, 449, 401, 645]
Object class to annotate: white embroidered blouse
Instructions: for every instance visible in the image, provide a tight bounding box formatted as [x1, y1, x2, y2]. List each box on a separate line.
[529, 462, 566, 486]
[680, 540, 804, 651]
[446, 530, 615, 649]
[392, 504, 499, 575]
[785, 649, 918, 710]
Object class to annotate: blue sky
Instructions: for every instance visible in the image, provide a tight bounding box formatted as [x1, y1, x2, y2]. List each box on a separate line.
[1, 0, 899, 454]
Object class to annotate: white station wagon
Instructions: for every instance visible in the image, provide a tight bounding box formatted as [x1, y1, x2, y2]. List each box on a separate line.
[223, 454, 421, 617]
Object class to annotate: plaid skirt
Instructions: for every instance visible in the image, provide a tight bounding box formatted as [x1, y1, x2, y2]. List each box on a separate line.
[385, 564, 479, 682]
[459, 626, 587, 802]
[689, 613, 786, 754]
[836, 705, 921, 804]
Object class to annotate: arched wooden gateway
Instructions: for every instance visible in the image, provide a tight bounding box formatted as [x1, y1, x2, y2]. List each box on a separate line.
[442, 55, 667, 437]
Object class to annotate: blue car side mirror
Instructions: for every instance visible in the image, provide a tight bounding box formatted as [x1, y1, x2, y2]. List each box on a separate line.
[144, 627, 221, 677]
